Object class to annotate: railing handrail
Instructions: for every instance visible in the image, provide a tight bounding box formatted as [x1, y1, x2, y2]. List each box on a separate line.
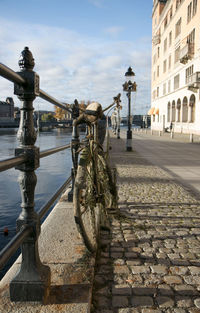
[0, 63, 26, 85]
[39, 89, 72, 114]
[0, 176, 71, 271]
[0, 62, 72, 114]
[0, 144, 71, 173]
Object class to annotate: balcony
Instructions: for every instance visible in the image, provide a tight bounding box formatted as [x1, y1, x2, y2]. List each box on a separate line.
[152, 34, 161, 45]
[180, 43, 194, 64]
[186, 72, 200, 92]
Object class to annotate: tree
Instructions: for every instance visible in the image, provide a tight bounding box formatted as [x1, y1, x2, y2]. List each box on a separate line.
[41, 113, 55, 122]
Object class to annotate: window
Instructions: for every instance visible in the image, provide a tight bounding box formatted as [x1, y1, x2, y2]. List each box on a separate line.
[157, 65, 159, 77]
[163, 83, 166, 95]
[187, 2, 192, 23]
[157, 47, 160, 58]
[175, 46, 180, 63]
[168, 55, 171, 70]
[169, 6, 173, 19]
[157, 87, 159, 97]
[185, 65, 194, 83]
[163, 60, 167, 73]
[174, 74, 180, 90]
[187, 28, 195, 44]
[175, 18, 181, 37]
[164, 16, 168, 29]
[193, 0, 197, 15]
[164, 38, 167, 52]
[169, 31, 172, 46]
[153, 53, 156, 64]
[168, 80, 171, 93]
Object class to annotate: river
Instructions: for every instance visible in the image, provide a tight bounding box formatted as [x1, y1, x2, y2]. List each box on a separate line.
[0, 128, 73, 279]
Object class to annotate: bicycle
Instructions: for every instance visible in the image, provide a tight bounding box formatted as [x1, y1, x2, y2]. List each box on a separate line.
[72, 101, 118, 253]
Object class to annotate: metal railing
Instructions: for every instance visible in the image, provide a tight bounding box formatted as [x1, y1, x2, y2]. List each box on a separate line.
[0, 46, 120, 302]
[0, 47, 74, 302]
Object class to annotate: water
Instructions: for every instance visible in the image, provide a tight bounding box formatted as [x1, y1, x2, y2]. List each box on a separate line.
[0, 128, 73, 279]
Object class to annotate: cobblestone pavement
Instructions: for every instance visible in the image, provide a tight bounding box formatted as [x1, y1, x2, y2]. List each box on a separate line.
[91, 134, 200, 313]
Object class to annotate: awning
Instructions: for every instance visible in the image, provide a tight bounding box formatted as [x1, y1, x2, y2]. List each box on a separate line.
[148, 107, 155, 115]
[154, 108, 159, 115]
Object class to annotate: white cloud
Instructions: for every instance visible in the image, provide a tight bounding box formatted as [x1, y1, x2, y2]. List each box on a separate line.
[0, 18, 151, 115]
[104, 26, 124, 37]
[88, 0, 105, 8]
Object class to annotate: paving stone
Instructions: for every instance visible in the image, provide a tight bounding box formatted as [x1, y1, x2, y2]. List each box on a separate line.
[174, 284, 199, 296]
[194, 298, 200, 308]
[176, 296, 193, 308]
[158, 284, 174, 296]
[131, 266, 150, 274]
[131, 296, 154, 307]
[164, 275, 183, 285]
[142, 309, 162, 313]
[150, 265, 167, 275]
[188, 266, 200, 275]
[114, 265, 130, 274]
[112, 284, 132, 296]
[169, 266, 188, 275]
[156, 296, 174, 307]
[112, 296, 129, 308]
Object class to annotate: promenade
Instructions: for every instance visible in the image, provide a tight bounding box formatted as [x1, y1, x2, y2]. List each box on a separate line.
[1, 130, 200, 312]
[92, 130, 200, 312]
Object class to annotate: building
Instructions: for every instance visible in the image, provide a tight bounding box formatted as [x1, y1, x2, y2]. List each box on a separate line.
[151, 0, 200, 133]
[0, 97, 14, 120]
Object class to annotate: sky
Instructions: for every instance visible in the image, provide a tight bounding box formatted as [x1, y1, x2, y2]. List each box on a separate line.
[0, 0, 153, 116]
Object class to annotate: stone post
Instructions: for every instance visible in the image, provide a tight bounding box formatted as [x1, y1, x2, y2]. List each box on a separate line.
[10, 47, 50, 301]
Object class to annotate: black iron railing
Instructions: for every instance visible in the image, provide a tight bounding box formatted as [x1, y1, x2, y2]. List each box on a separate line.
[0, 47, 73, 302]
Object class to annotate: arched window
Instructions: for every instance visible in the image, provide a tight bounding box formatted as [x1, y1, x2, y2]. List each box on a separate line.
[172, 100, 175, 122]
[167, 102, 171, 122]
[177, 98, 181, 122]
[189, 94, 195, 122]
[182, 97, 188, 122]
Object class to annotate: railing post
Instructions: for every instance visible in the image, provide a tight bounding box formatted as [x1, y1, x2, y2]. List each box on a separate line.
[68, 99, 80, 202]
[10, 47, 50, 301]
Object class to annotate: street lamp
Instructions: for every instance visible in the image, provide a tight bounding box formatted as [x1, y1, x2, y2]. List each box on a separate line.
[122, 67, 137, 151]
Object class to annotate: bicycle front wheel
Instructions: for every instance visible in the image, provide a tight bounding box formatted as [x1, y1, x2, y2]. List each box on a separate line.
[73, 163, 100, 253]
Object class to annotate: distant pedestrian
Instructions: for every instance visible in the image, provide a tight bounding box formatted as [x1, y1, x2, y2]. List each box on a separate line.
[170, 122, 173, 131]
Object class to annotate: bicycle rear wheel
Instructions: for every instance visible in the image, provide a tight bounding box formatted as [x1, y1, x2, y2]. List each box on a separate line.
[73, 162, 100, 253]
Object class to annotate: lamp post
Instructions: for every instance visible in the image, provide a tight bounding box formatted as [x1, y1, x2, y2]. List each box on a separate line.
[122, 67, 137, 151]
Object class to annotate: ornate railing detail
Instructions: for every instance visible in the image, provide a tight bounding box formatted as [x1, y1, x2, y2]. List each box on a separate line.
[0, 47, 72, 302]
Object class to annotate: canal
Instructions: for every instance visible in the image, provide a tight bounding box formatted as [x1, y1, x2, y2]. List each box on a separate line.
[0, 128, 73, 279]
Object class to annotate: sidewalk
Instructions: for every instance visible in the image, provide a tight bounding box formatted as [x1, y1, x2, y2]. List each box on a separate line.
[92, 132, 200, 313]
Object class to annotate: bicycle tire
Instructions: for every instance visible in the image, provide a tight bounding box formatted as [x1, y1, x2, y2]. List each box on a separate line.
[73, 158, 100, 253]
[73, 143, 117, 252]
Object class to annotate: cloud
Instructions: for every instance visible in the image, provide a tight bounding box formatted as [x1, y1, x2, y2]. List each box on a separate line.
[104, 26, 124, 37]
[0, 18, 151, 115]
[88, 0, 105, 8]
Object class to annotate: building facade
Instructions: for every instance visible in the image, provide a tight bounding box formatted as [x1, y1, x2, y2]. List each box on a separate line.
[0, 97, 14, 120]
[151, 0, 200, 133]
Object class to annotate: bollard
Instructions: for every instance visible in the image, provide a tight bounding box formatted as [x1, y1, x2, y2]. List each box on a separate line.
[151, 129, 153, 135]
[171, 131, 174, 139]
[159, 130, 161, 136]
[10, 47, 50, 302]
[190, 133, 193, 143]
